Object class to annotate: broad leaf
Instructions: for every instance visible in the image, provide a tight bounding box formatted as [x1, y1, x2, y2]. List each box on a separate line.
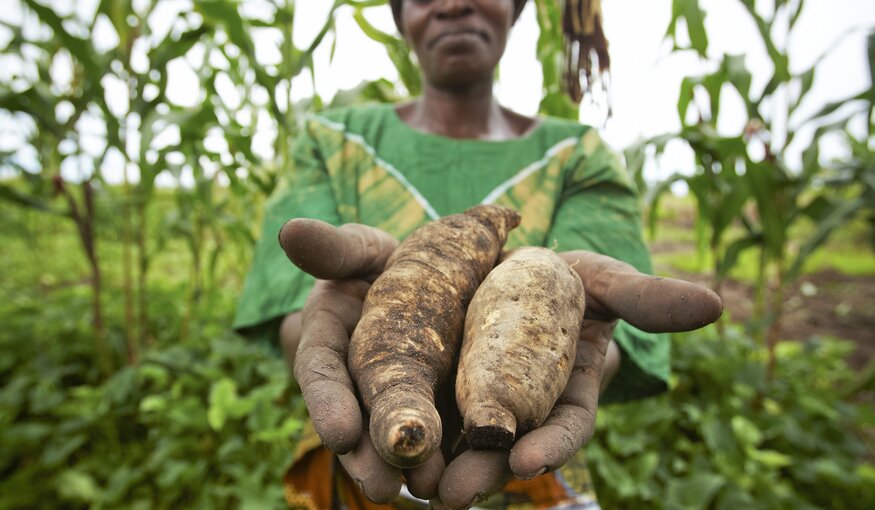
[666, 473, 725, 510]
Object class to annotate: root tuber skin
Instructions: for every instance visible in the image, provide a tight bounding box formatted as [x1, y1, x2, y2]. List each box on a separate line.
[456, 247, 586, 450]
[349, 205, 520, 468]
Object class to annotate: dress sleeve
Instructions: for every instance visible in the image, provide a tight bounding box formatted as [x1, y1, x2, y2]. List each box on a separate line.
[546, 128, 669, 404]
[232, 118, 343, 349]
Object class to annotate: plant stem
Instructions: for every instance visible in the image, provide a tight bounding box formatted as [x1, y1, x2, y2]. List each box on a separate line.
[765, 262, 786, 381]
[136, 197, 151, 347]
[711, 244, 726, 336]
[63, 179, 112, 377]
[752, 248, 768, 341]
[122, 154, 138, 366]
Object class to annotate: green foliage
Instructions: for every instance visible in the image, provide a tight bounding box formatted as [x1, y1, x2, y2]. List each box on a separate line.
[350, 2, 422, 97]
[534, 0, 579, 119]
[628, 0, 875, 344]
[589, 327, 875, 510]
[2, 2, 873, 509]
[0, 269, 305, 509]
[0, 0, 358, 374]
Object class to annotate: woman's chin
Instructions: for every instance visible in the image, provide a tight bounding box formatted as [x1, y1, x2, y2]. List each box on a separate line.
[427, 62, 495, 90]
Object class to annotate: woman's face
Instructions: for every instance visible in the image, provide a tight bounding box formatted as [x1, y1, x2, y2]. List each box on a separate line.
[400, 0, 515, 89]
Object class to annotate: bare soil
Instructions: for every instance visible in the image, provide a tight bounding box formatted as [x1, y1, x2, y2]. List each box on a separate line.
[651, 246, 875, 371]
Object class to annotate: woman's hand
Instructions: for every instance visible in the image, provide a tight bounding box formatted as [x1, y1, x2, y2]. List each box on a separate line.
[280, 220, 445, 502]
[432, 251, 723, 508]
[280, 219, 723, 506]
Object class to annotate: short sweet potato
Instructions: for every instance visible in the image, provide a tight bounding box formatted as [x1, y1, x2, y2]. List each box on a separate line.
[456, 247, 586, 449]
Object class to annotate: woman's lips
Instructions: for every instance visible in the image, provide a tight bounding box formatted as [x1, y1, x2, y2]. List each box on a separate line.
[429, 28, 488, 49]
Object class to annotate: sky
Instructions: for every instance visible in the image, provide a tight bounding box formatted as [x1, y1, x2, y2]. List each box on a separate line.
[0, 0, 873, 188]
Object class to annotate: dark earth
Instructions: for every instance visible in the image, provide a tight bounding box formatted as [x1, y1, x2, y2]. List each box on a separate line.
[650, 243, 875, 371]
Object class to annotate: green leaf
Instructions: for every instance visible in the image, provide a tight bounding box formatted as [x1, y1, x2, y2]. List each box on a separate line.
[702, 65, 725, 121]
[251, 416, 304, 442]
[140, 394, 168, 413]
[539, 91, 578, 119]
[352, 8, 421, 96]
[344, 0, 387, 7]
[724, 54, 752, 100]
[678, 77, 697, 125]
[666, 473, 725, 510]
[749, 448, 793, 468]
[56, 469, 100, 503]
[684, 0, 709, 57]
[789, 0, 807, 29]
[799, 90, 868, 125]
[744, 161, 787, 259]
[666, 0, 683, 41]
[149, 27, 209, 70]
[23, 0, 103, 79]
[208, 378, 237, 430]
[731, 415, 763, 447]
[41, 434, 88, 467]
[97, 0, 134, 48]
[868, 31, 875, 101]
[702, 416, 737, 453]
[786, 196, 866, 281]
[719, 234, 759, 279]
[207, 377, 256, 430]
[789, 67, 816, 116]
[0, 182, 55, 212]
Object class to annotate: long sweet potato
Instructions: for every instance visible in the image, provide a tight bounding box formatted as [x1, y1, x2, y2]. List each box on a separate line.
[456, 247, 586, 449]
[349, 205, 520, 468]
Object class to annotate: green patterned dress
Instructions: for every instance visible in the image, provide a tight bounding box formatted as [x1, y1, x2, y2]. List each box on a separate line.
[234, 103, 668, 507]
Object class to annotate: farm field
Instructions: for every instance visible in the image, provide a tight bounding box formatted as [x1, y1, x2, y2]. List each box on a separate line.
[2, 0, 874, 507]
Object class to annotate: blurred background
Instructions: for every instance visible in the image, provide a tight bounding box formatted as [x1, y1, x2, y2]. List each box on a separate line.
[0, 0, 873, 508]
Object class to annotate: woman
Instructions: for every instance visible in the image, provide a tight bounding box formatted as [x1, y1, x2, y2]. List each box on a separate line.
[234, 1, 721, 508]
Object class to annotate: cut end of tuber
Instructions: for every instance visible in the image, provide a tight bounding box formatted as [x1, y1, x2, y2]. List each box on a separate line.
[467, 425, 515, 450]
[390, 421, 427, 456]
[369, 398, 442, 469]
[463, 402, 517, 450]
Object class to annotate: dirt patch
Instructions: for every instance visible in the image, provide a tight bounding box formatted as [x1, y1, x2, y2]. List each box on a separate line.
[654, 261, 875, 370]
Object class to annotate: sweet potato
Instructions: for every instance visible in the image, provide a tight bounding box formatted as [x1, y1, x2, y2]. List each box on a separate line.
[456, 247, 586, 449]
[349, 204, 520, 468]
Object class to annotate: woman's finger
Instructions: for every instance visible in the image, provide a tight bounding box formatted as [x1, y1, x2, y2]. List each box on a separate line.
[404, 450, 445, 500]
[337, 431, 404, 504]
[294, 279, 370, 454]
[280, 218, 398, 280]
[508, 320, 612, 479]
[437, 449, 512, 509]
[560, 250, 723, 332]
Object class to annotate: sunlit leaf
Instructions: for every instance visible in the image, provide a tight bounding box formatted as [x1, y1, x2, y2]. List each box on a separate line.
[55, 469, 100, 503]
[139, 394, 167, 413]
[731, 415, 763, 447]
[749, 448, 793, 468]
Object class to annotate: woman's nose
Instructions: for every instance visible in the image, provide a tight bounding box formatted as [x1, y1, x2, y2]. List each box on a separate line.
[435, 0, 475, 20]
